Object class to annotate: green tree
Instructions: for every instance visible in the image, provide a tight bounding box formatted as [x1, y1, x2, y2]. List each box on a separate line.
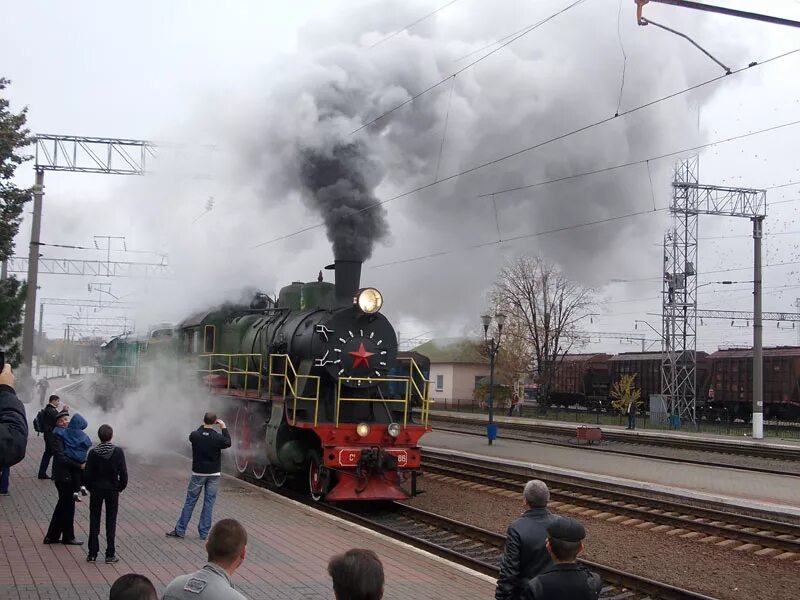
[610, 374, 642, 415]
[0, 77, 33, 365]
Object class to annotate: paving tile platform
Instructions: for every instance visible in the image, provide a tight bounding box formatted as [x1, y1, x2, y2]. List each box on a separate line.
[0, 435, 495, 600]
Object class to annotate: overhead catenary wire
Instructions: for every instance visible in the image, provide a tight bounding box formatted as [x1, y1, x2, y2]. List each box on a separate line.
[369, 206, 669, 268]
[352, 0, 589, 135]
[615, 0, 629, 116]
[434, 75, 456, 183]
[369, 192, 800, 272]
[478, 119, 800, 198]
[368, 0, 463, 50]
[251, 46, 800, 250]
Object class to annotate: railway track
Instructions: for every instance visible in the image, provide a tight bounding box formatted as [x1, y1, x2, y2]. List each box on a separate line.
[422, 449, 800, 557]
[429, 414, 800, 474]
[234, 471, 718, 599]
[328, 502, 717, 600]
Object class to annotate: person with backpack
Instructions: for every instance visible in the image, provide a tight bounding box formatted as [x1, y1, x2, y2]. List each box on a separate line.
[35, 395, 63, 480]
[84, 424, 128, 563]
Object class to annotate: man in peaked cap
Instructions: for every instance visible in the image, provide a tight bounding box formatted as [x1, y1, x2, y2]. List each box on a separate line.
[523, 517, 602, 600]
[496, 480, 558, 600]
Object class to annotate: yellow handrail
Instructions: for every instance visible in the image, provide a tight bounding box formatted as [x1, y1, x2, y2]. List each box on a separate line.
[199, 353, 263, 396]
[267, 354, 321, 426]
[398, 356, 433, 425]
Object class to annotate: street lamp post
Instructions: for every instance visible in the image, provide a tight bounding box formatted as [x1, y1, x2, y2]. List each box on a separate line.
[481, 312, 506, 445]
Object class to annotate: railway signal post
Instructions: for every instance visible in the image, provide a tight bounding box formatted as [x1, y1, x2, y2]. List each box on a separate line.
[481, 312, 506, 445]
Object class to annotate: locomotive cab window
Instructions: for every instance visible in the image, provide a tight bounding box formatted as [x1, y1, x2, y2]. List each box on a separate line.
[204, 325, 216, 353]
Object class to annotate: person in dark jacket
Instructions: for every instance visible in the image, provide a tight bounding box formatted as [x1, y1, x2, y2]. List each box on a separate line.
[38, 394, 62, 479]
[496, 480, 558, 600]
[43, 410, 84, 546]
[55, 412, 92, 500]
[84, 424, 128, 563]
[37, 378, 50, 406]
[523, 517, 601, 600]
[0, 364, 27, 471]
[166, 412, 231, 540]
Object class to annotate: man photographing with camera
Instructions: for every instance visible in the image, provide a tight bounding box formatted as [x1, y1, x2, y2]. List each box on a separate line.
[0, 360, 28, 473]
[166, 412, 231, 541]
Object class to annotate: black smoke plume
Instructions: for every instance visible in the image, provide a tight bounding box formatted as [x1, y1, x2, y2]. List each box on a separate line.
[298, 140, 388, 261]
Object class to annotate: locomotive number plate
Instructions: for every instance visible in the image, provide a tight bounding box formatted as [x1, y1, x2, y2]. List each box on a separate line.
[332, 448, 417, 468]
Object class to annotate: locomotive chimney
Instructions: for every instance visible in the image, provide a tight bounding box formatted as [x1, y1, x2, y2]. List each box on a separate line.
[326, 259, 362, 306]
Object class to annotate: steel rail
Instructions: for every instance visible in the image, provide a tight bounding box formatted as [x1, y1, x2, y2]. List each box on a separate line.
[422, 451, 800, 553]
[430, 420, 800, 477]
[328, 503, 718, 600]
[428, 413, 800, 462]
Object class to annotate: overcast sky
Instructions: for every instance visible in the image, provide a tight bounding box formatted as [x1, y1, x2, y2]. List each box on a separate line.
[3, 0, 800, 353]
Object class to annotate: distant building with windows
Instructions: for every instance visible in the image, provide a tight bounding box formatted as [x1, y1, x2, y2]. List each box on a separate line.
[412, 338, 489, 406]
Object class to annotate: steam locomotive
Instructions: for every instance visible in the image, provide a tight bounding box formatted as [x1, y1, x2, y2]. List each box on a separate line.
[96, 259, 431, 501]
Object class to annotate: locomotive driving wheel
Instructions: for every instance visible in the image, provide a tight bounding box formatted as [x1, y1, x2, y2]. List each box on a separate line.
[232, 406, 250, 474]
[308, 450, 330, 502]
[252, 459, 268, 480]
[270, 466, 288, 488]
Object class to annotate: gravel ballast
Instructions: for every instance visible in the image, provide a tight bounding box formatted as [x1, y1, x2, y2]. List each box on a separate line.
[402, 476, 799, 600]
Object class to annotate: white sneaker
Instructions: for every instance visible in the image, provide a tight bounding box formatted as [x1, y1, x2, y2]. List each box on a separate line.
[73, 492, 82, 502]
[80, 486, 88, 497]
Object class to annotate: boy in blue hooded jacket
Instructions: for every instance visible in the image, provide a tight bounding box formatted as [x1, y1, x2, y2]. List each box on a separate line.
[54, 413, 91, 501]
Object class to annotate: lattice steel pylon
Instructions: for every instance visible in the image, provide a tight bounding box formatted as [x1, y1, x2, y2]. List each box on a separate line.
[661, 157, 766, 424]
[662, 158, 699, 422]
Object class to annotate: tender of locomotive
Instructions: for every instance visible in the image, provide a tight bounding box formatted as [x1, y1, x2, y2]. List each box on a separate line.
[97, 259, 431, 501]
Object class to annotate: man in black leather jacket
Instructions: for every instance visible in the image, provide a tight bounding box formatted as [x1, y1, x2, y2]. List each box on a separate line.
[495, 480, 558, 600]
[0, 364, 27, 470]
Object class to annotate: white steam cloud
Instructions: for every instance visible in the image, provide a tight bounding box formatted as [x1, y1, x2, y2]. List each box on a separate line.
[60, 363, 214, 460]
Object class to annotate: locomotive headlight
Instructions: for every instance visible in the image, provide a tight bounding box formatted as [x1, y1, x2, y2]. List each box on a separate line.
[387, 422, 401, 438]
[356, 288, 383, 314]
[356, 422, 371, 437]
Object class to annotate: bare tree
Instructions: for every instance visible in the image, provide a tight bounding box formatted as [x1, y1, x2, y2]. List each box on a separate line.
[492, 256, 593, 405]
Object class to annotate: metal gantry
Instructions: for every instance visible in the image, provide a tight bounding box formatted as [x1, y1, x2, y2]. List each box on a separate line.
[7, 257, 170, 278]
[21, 133, 156, 372]
[40, 298, 137, 310]
[661, 157, 766, 424]
[34, 134, 155, 175]
[697, 309, 800, 322]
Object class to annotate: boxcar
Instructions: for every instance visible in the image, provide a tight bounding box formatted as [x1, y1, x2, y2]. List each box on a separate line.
[549, 353, 612, 408]
[707, 347, 800, 421]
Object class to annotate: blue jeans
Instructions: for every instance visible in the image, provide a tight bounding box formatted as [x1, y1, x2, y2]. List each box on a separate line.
[628, 413, 636, 430]
[175, 475, 219, 538]
[0, 466, 9, 493]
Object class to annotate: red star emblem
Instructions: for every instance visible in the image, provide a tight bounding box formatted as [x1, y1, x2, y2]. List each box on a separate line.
[348, 342, 375, 369]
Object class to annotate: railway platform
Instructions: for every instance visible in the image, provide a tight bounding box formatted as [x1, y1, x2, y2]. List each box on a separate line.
[428, 409, 800, 449]
[421, 429, 800, 517]
[0, 434, 494, 600]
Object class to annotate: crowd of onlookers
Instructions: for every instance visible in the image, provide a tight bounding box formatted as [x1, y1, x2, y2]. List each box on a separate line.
[1, 362, 601, 599]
